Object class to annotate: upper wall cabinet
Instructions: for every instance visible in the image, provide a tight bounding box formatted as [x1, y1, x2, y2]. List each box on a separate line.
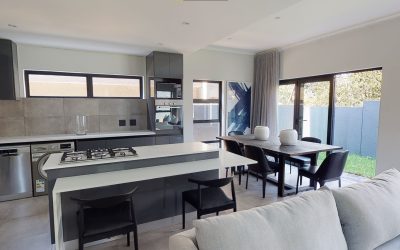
[0, 39, 19, 100]
[146, 51, 183, 79]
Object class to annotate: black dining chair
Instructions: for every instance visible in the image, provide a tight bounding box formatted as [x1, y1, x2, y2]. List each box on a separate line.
[224, 139, 245, 184]
[244, 145, 279, 198]
[182, 177, 236, 229]
[287, 137, 322, 174]
[296, 150, 349, 194]
[228, 131, 244, 136]
[71, 188, 139, 250]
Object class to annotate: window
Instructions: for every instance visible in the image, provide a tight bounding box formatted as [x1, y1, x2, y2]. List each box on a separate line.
[27, 74, 87, 97]
[278, 68, 382, 178]
[25, 71, 143, 98]
[193, 80, 222, 144]
[92, 77, 141, 98]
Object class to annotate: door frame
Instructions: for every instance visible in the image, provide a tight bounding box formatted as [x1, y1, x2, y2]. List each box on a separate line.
[280, 67, 382, 145]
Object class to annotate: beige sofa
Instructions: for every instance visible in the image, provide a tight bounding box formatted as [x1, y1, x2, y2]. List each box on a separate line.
[169, 169, 400, 250]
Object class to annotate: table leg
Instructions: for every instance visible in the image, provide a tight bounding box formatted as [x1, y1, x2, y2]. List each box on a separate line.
[278, 155, 286, 197]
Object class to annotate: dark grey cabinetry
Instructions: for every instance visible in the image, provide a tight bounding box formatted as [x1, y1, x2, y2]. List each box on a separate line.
[76, 137, 156, 150]
[155, 135, 184, 145]
[76, 139, 107, 151]
[146, 51, 183, 79]
[105, 137, 156, 148]
[75, 135, 182, 151]
[168, 53, 183, 79]
[0, 39, 18, 100]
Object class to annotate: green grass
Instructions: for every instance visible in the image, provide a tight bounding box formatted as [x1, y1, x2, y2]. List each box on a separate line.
[318, 153, 376, 178]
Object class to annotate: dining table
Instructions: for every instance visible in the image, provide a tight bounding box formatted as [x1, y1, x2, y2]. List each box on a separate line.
[217, 134, 342, 197]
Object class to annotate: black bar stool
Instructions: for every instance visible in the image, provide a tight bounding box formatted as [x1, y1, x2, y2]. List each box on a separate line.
[71, 187, 139, 250]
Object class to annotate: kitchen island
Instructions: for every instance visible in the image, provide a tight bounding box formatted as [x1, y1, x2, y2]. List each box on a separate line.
[43, 142, 256, 250]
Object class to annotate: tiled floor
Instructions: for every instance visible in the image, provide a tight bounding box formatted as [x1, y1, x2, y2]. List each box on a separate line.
[0, 167, 366, 250]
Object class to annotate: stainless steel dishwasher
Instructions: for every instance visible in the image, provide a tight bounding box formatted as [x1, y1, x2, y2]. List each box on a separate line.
[0, 145, 32, 201]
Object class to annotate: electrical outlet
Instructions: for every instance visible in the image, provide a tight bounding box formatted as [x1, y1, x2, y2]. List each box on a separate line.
[130, 119, 137, 126]
[119, 120, 126, 126]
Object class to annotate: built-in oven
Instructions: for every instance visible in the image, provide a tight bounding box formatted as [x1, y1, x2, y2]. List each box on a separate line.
[149, 78, 182, 99]
[154, 99, 183, 131]
[31, 142, 74, 196]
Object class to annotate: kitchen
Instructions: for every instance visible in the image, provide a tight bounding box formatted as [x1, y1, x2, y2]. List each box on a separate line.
[0, 36, 254, 250]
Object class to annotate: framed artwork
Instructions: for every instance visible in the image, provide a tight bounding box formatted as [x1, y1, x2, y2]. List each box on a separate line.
[226, 81, 252, 135]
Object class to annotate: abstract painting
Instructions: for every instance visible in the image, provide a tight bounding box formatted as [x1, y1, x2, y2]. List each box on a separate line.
[226, 81, 252, 135]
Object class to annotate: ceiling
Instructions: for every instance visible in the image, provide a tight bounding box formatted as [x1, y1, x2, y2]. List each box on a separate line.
[212, 0, 400, 53]
[0, 0, 299, 55]
[1, 0, 400, 55]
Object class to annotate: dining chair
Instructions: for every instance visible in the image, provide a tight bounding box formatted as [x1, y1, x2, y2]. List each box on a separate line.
[224, 139, 245, 184]
[71, 188, 139, 250]
[296, 150, 349, 194]
[244, 145, 279, 198]
[181, 177, 236, 229]
[287, 137, 322, 174]
[228, 131, 244, 136]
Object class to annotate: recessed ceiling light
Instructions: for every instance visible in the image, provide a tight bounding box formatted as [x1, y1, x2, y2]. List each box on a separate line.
[182, 21, 190, 25]
[8, 24, 17, 28]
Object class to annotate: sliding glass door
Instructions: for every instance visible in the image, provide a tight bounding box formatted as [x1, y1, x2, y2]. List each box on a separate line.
[298, 79, 332, 144]
[278, 68, 382, 177]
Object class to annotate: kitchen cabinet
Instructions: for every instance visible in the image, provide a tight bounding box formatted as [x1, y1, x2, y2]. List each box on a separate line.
[155, 135, 183, 145]
[0, 39, 18, 100]
[146, 51, 183, 79]
[75, 135, 180, 150]
[75, 139, 107, 151]
[76, 136, 156, 150]
[105, 136, 155, 148]
[169, 53, 183, 79]
[169, 135, 183, 144]
[155, 135, 170, 145]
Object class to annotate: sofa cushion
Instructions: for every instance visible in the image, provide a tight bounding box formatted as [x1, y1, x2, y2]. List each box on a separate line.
[331, 168, 400, 250]
[375, 234, 400, 250]
[169, 228, 198, 250]
[194, 187, 347, 250]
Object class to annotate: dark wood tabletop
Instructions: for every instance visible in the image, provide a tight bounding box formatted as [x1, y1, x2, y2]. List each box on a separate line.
[217, 135, 342, 157]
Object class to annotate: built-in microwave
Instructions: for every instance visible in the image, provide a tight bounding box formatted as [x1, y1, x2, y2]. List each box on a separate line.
[149, 78, 182, 99]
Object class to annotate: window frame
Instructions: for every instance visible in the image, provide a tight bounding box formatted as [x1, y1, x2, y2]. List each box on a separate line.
[24, 70, 143, 99]
[279, 67, 382, 146]
[193, 80, 222, 144]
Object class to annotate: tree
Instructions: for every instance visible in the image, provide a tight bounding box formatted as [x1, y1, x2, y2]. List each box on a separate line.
[278, 70, 382, 107]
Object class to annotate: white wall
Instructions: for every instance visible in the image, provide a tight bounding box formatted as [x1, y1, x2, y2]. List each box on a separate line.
[280, 16, 400, 174]
[183, 49, 254, 142]
[16, 44, 146, 97]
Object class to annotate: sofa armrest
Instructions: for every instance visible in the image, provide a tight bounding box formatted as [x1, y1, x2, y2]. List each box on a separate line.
[169, 228, 198, 250]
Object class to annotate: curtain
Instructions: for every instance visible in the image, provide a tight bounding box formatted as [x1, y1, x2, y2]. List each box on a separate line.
[251, 49, 280, 136]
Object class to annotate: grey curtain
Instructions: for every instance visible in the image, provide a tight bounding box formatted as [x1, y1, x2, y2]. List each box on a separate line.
[251, 49, 280, 136]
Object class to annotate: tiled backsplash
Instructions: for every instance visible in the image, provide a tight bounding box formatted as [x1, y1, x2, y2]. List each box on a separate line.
[0, 98, 148, 137]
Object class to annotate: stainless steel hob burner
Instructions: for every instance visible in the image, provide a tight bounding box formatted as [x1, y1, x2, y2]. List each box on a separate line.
[60, 147, 137, 164]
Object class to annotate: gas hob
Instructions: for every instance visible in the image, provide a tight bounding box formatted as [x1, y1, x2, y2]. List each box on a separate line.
[60, 147, 137, 164]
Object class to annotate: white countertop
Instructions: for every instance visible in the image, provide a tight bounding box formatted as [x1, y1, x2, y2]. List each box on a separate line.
[43, 142, 218, 171]
[0, 130, 156, 145]
[52, 149, 256, 193]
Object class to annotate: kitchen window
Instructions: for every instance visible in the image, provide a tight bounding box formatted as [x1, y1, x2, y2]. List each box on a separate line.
[25, 70, 143, 98]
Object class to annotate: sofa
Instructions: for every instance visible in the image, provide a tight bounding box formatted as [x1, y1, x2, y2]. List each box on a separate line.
[169, 169, 400, 250]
